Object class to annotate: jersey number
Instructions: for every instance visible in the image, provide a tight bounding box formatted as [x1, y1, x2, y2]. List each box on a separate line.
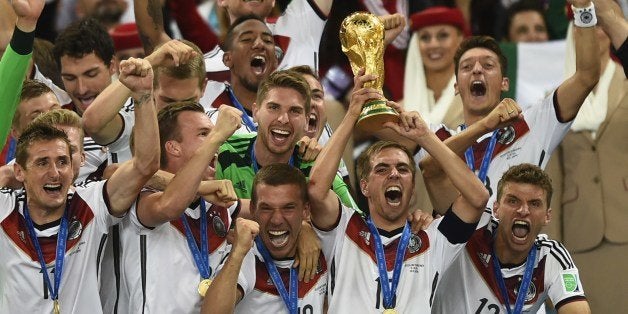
[298, 304, 313, 314]
[475, 298, 500, 313]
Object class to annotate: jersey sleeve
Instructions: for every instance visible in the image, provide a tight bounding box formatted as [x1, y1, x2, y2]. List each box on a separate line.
[0, 189, 17, 220]
[0, 27, 34, 147]
[75, 180, 125, 232]
[105, 98, 135, 163]
[313, 203, 352, 267]
[523, 91, 572, 162]
[427, 207, 478, 273]
[543, 238, 587, 309]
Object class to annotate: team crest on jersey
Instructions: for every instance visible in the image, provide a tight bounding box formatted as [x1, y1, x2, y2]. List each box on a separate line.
[68, 219, 83, 240]
[212, 215, 227, 238]
[359, 231, 371, 246]
[498, 126, 516, 145]
[514, 278, 537, 302]
[407, 234, 422, 253]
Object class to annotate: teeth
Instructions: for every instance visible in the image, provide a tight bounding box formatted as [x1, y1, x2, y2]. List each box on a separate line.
[253, 55, 265, 62]
[386, 186, 401, 192]
[309, 113, 317, 121]
[271, 129, 290, 135]
[514, 221, 528, 227]
[269, 230, 287, 236]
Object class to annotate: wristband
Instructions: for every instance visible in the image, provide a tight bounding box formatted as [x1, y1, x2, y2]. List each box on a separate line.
[572, 3, 597, 28]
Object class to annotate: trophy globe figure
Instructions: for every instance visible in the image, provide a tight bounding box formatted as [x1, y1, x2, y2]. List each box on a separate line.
[340, 12, 399, 132]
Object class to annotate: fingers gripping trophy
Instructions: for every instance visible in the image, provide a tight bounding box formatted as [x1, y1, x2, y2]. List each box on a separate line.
[340, 12, 399, 132]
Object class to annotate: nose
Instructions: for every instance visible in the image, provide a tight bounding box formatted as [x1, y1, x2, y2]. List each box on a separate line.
[277, 110, 289, 124]
[516, 203, 530, 216]
[48, 163, 61, 179]
[389, 167, 400, 179]
[76, 77, 88, 95]
[472, 61, 483, 74]
[270, 209, 284, 225]
[252, 36, 264, 50]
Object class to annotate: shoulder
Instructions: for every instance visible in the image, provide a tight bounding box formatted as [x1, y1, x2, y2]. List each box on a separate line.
[535, 234, 576, 270]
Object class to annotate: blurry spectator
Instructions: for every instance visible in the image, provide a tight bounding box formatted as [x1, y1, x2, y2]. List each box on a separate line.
[505, 0, 549, 42]
[109, 22, 145, 74]
[549, 20, 628, 313]
[403, 6, 468, 128]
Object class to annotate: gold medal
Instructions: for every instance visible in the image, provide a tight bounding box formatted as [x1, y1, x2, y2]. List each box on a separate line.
[53, 300, 60, 314]
[383, 309, 397, 314]
[197, 278, 212, 297]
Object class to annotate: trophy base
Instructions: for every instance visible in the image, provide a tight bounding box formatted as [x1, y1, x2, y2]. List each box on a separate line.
[356, 99, 399, 132]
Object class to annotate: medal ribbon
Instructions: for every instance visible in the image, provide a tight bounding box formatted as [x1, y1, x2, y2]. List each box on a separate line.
[491, 244, 537, 314]
[365, 218, 410, 310]
[181, 199, 210, 279]
[255, 237, 298, 314]
[23, 202, 70, 303]
[250, 139, 294, 174]
[461, 125, 499, 183]
[226, 84, 257, 131]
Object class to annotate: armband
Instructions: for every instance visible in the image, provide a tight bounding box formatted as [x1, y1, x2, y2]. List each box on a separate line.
[572, 3, 597, 28]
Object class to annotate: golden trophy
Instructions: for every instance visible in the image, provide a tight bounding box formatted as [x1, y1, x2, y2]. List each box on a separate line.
[340, 12, 399, 132]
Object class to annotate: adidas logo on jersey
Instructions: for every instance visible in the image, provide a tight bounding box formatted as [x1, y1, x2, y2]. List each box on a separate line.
[359, 231, 371, 246]
[478, 252, 491, 267]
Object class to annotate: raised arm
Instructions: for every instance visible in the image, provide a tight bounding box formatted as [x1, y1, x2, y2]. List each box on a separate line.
[83, 39, 197, 146]
[202, 218, 259, 314]
[308, 70, 381, 229]
[106, 58, 160, 216]
[594, 0, 628, 51]
[0, 0, 44, 148]
[134, 0, 171, 54]
[386, 110, 489, 223]
[555, 0, 601, 121]
[419, 98, 522, 213]
[137, 105, 241, 227]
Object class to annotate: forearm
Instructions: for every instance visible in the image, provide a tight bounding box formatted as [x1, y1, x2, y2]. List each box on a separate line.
[573, 5, 601, 87]
[134, 0, 170, 54]
[146, 169, 174, 191]
[82, 81, 131, 144]
[0, 27, 34, 147]
[202, 251, 246, 314]
[131, 93, 160, 177]
[418, 133, 488, 210]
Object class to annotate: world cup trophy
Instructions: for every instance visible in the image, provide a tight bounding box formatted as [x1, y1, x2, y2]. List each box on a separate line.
[340, 12, 399, 132]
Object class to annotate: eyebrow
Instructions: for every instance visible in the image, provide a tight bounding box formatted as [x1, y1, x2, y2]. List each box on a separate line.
[61, 65, 101, 77]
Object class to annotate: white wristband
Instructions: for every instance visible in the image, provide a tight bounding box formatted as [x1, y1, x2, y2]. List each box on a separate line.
[572, 3, 597, 27]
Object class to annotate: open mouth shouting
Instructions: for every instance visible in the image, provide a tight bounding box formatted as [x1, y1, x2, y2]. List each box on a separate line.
[270, 127, 292, 145]
[511, 220, 530, 243]
[305, 112, 319, 138]
[470, 80, 487, 97]
[268, 230, 290, 248]
[43, 183, 64, 198]
[384, 186, 403, 207]
[251, 55, 267, 76]
[470, 81, 486, 97]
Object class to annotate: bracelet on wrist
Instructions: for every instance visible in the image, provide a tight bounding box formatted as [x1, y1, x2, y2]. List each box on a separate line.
[572, 3, 597, 28]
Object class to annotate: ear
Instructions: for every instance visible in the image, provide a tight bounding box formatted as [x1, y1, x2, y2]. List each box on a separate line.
[10, 128, 20, 140]
[13, 163, 26, 183]
[80, 151, 86, 167]
[223, 51, 233, 69]
[216, 0, 227, 7]
[200, 77, 209, 96]
[302, 201, 311, 220]
[359, 179, 369, 197]
[501, 77, 510, 92]
[109, 58, 117, 76]
[165, 140, 182, 158]
[454, 81, 460, 95]
[252, 102, 259, 122]
[492, 201, 500, 218]
[543, 207, 552, 226]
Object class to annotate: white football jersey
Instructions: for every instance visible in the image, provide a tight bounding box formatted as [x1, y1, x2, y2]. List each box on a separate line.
[416, 92, 572, 208]
[316, 204, 477, 313]
[118, 196, 240, 313]
[232, 243, 328, 314]
[432, 215, 586, 313]
[0, 181, 121, 313]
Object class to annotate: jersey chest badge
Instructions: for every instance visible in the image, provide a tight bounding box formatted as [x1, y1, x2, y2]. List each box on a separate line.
[212, 215, 227, 238]
[68, 219, 83, 240]
[514, 278, 537, 302]
[498, 126, 516, 145]
[407, 234, 422, 253]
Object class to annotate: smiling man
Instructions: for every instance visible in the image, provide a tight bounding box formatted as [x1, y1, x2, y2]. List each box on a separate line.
[0, 56, 160, 313]
[419, 0, 600, 212]
[53, 18, 116, 116]
[202, 163, 329, 314]
[214, 69, 355, 209]
[433, 164, 590, 313]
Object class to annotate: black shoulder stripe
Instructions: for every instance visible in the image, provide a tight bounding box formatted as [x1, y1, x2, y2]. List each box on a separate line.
[538, 238, 574, 270]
